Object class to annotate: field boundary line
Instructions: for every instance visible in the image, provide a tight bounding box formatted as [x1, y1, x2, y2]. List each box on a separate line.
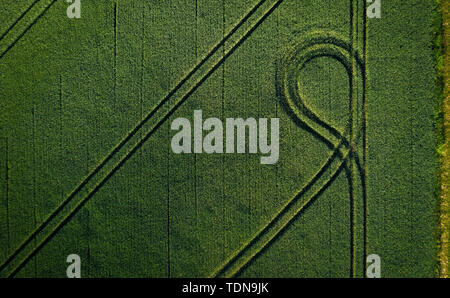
[439, 0, 449, 278]
[362, 0, 368, 275]
[0, 0, 57, 61]
[349, 0, 356, 276]
[349, 0, 368, 276]
[0, 0, 283, 277]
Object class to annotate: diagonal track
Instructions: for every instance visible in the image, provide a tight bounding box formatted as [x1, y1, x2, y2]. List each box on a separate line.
[210, 118, 365, 278]
[0, 0, 284, 277]
[0, 0, 58, 61]
[0, 0, 40, 42]
[1, 0, 368, 278]
[211, 0, 368, 276]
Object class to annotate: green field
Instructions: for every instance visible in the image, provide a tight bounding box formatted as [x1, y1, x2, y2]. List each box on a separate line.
[0, 0, 443, 277]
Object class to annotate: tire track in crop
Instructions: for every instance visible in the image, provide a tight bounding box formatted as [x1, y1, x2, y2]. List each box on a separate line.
[0, 0, 284, 278]
[0, 0, 57, 61]
[1, 0, 368, 277]
[0, 0, 40, 42]
[211, 126, 366, 278]
[210, 30, 367, 278]
[211, 123, 365, 277]
[362, 0, 368, 273]
[349, 0, 356, 276]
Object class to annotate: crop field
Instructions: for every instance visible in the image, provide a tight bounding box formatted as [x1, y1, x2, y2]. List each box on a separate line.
[0, 0, 444, 278]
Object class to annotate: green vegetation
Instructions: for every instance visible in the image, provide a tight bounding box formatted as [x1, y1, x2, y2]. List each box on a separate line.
[439, 0, 449, 278]
[0, 0, 442, 277]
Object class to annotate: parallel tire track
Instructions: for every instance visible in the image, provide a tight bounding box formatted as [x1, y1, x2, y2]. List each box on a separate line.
[0, 0, 40, 42]
[0, 0, 283, 277]
[0, 0, 58, 61]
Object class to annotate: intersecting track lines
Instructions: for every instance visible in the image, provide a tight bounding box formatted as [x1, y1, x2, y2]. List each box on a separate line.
[211, 129, 365, 278]
[215, 0, 369, 277]
[0, 0, 58, 61]
[0, 0, 284, 277]
[210, 30, 367, 278]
